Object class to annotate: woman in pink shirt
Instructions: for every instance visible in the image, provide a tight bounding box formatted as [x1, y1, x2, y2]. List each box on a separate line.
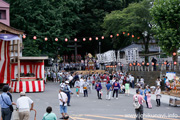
[133, 89, 145, 120]
[146, 91, 152, 109]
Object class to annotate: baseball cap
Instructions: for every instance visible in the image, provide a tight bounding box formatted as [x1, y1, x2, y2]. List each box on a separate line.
[65, 81, 69, 84]
[20, 92, 26, 96]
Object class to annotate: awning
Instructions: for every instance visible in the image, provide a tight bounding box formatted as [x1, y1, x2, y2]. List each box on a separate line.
[0, 34, 20, 41]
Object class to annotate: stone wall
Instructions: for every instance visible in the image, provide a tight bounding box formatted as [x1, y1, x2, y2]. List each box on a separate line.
[129, 70, 180, 86]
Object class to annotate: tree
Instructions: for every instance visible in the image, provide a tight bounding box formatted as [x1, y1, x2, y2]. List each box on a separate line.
[150, 0, 180, 65]
[102, 0, 153, 62]
[7, 0, 82, 58]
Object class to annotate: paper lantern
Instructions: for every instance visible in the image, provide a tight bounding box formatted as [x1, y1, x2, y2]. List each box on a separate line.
[127, 33, 130, 36]
[129, 63, 132, 66]
[83, 38, 86, 41]
[156, 64, 159, 66]
[123, 32, 125, 34]
[142, 62, 145, 65]
[65, 38, 68, 42]
[173, 52, 176, 56]
[33, 36, 37, 40]
[164, 62, 167, 65]
[44, 37, 48, 41]
[101, 36, 104, 39]
[55, 38, 58, 41]
[74, 38, 77, 42]
[152, 62, 154, 65]
[132, 35, 134, 38]
[147, 63, 149, 66]
[96, 37, 98, 40]
[133, 63, 136, 65]
[110, 35, 113, 38]
[23, 34, 26, 39]
[89, 37, 92, 41]
[137, 37, 140, 39]
[137, 63, 140, 66]
[116, 34, 119, 36]
[174, 61, 177, 65]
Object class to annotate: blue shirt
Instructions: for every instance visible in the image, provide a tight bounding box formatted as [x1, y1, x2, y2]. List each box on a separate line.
[144, 88, 151, 100]
[0, 92, 12, 108]
[139, 89, 143, 96]
[106, 83, 112, 91]
[164, 78, 166, 84]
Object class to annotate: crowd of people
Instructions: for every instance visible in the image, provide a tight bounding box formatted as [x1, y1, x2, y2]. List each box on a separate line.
[0, 69, 172, 120]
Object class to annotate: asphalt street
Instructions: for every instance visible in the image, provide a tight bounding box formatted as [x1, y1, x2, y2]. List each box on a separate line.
[1, 82, 180, 120]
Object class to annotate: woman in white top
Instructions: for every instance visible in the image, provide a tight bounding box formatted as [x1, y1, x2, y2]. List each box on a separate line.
[155, 86, 161, 107]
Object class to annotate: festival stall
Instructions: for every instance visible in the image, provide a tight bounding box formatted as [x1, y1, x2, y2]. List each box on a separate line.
[0, 22, 48, 92]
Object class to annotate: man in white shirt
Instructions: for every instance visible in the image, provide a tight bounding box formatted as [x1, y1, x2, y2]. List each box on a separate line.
[58, 88, 68, 119]
[80, 77, 84, 94]
[16, 92, 34, 120]
[131, 75, 135, 88]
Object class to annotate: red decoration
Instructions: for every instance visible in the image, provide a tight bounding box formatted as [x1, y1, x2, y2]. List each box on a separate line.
[164, 62, 167, 65]
[44, 37, 48, 41]
[173, 52, 176, 56]
[101, 36, 104, 39]
[23, 34, 26, 39]
[96, 37, 98, 40]
[83, 38, 86, 41]
[123, 32, 125, 34]
[65, 38, 68, 42]
[133, 63, 136, 65]
[116, 34, 119, 36]
[55, 38, 58, 41]
[129, 63, 132, 66]
[156, 64, 159, 66]
[33, 36, 37, 40]
[174, 61, 177, 65]
[137, 37, 140, 39]
[147, 63, 149, 66]
[132, 35, 134, 38]
[110, 35, 113, 38]
[74, 38, 77, 42]
[127, 33, 130, 36]
[152, 62, 154, 65]
[89, 37, 92, 41]
[142, 62, 145, 65]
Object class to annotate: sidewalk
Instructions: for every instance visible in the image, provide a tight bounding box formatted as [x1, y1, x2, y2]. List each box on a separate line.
[129, 88, 178, 105]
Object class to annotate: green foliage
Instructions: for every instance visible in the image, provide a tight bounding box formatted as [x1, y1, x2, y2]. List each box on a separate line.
[7, 0, 143, 58]
[150, 0, 180, 54]
[102, 0, 153, 53]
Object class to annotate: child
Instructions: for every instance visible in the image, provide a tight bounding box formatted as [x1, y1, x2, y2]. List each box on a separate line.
[74, 79, 80, 97]
[146, 91, 152, 109]
[83, 79, 89, 97]
[125, 81, 130, 96]
[155, 85, 161, 107]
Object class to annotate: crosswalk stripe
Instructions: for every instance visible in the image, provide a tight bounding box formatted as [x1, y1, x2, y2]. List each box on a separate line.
[70, 116, 95, 120]
[85, 114, 126, 120]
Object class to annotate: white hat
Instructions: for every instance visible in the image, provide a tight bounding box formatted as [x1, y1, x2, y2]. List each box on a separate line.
[65, 81, 69, 84]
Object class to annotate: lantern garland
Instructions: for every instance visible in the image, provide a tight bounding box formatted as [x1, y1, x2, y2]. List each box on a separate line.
[22, 32, 141, 43]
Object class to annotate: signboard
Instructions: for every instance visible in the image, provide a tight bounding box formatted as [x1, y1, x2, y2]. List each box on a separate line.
[166, 72, 176, 80]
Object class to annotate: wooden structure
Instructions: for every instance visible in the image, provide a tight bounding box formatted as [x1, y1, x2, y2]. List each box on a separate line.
[0, 22, 48, 92]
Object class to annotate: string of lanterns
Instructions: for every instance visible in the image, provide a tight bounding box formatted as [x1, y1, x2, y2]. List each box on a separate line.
[22, 32, 140, 42]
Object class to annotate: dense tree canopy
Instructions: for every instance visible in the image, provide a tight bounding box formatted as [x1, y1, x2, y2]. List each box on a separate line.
[102, 0, 153, 61]
[150, 0, 180, 63]
[7, 0, 143, 58]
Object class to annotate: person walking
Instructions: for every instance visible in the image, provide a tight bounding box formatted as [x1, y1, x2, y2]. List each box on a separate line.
[58, 88, 69, 119]
[74, 79, 80, 97]
[16, 92, 34, 120]
[155, 85, 161, 107]
[80, 77, 84, 94]
[144, 85, 151, 108]
[125, 81, 130, 96]
[42, 106, 57, 120]
[0, 85, 15, 120]
[146, 91, 152, 109]
[112, 80, 120, 99]
[83, 79, 89, 97]
[106, 81, 112, 100]
[63, 81, 72, 106]
[95, 80, 102, 99]
[133, 89, 145, 120]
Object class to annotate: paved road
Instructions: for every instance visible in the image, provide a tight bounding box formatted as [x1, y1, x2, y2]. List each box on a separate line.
[2, 82, 180, 120]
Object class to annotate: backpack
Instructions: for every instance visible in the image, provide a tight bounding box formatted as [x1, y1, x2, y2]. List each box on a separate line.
[133, 96, 140, 109]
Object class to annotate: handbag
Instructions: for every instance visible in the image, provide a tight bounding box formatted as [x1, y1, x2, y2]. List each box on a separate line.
[1, 95, 14, 112]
